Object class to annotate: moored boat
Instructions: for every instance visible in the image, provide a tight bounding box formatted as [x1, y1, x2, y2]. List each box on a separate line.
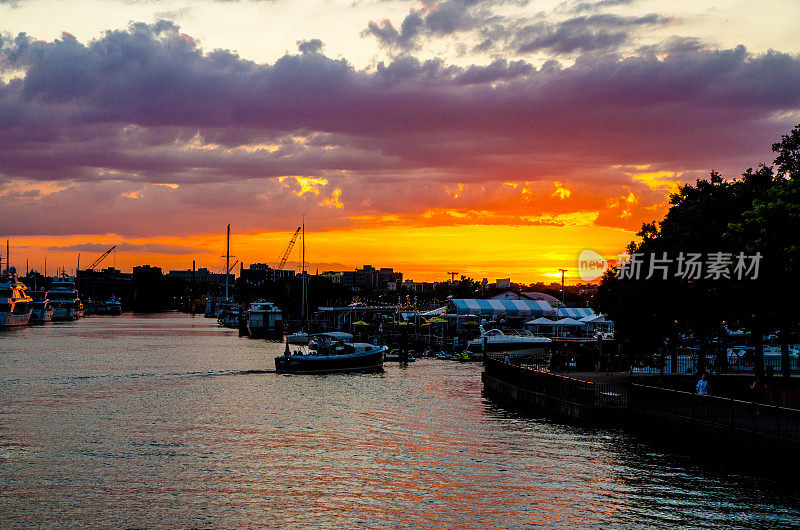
[28, 290, 54, 324]
[49, 274, 83, 321]
[105, 295, 123, 315]
[465, 328, 551, 360]
[217, 305, 241, 328]
[0, 267, 34, 327]
[246, 300, 282, 338]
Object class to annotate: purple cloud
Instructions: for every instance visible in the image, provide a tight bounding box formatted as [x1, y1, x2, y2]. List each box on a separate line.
[1, 22, 799, 237]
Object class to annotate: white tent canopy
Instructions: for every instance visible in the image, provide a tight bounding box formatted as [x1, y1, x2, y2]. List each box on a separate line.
[580, 314, 612, 324]
[554, 317, 587, 326]
[526, 317, 557, 326]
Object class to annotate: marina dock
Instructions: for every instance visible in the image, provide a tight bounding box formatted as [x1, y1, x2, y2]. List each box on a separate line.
[482, 356, 800, 469]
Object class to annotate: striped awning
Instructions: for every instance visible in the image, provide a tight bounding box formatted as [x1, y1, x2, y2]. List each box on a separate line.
[450, 299, 554, 318]
[555, 307, 595, 319]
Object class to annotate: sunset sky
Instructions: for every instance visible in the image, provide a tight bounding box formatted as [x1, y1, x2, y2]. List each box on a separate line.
[2, 0, 799, 283]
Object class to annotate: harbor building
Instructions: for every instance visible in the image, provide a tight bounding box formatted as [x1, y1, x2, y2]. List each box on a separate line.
[340, 265, 403, 290]
[76, 267, 134, 304]
[239, 263, 295, 287]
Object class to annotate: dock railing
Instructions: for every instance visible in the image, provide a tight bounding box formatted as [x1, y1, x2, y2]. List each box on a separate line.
[484, 355, 627, 409]
[629, 348, 800, 376]
[629, 383, 800, 443]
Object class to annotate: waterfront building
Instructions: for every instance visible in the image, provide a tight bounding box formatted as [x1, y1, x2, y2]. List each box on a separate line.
[319, 271, 342, 283]
[401, 279, 437, 292]
[340, 265, 403, 290]
[166, 267, 234, 287]
[77, 267, 134, 303]
[239, 263, 295, 287]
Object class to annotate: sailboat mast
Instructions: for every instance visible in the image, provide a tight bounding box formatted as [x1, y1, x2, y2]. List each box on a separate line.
[301, 220, 306, 322]
[225, 223, 231, 300]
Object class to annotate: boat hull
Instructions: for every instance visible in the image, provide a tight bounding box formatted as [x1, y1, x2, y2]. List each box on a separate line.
[275, 349, 385, 374]
[0, 311, 32, 327]
[29, 307, 54, 323]
[52, 307, 77, 321]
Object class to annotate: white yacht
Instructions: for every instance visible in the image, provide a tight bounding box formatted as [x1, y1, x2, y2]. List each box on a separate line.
[246, 300, 282, 338]
[0, 267, 34, 327]
[465, 328, 551, 359]
[104, 295, 123, 316]
[28, 290, 54, 323]
[49, 274, 83, 321]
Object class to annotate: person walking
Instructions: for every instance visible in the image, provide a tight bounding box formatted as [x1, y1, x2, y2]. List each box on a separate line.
[696, 373, 709, 395]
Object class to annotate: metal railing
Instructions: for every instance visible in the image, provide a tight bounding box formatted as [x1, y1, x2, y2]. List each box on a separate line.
[629, 349, 800, 375]
[484, 356, 627, 408]
[629, 383, 800, 442]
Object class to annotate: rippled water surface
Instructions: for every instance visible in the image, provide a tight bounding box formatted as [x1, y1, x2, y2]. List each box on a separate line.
[2, 313, 799, 527]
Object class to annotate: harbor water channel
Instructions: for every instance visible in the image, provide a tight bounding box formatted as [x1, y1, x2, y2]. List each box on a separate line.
[2, 313, 799, 527]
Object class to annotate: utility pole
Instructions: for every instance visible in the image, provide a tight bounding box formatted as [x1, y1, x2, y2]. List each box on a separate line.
[447, 271, 459, 283]
[558, 269, 567, 304]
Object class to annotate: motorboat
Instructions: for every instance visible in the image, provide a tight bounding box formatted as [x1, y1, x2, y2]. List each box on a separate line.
[49, 274, 83, 321]
[246, 300, 283, 338]
[465, 327, 551, 359]
[28, 290, 54, 324]
[0, 267, 34, 327]
[276, 334, 385, 374]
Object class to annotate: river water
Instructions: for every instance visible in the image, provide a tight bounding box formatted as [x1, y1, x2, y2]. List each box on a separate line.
[1, 313, 799, 527]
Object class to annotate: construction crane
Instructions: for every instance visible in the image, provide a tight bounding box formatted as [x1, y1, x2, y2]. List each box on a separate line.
[276, 227, 301, 270]
[86, 245, 116, 271]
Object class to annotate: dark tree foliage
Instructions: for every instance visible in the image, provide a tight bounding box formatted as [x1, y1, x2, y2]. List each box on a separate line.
[595, 124, 800, 375]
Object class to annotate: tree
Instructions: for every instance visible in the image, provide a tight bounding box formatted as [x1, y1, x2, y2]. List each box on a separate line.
[595, 123, 799, 377]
